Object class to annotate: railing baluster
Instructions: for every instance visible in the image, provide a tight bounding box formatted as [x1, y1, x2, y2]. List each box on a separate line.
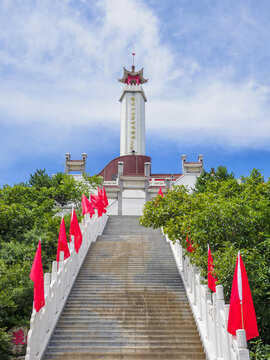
[25, 210, 109, 360]
[169, 238, 250, 360]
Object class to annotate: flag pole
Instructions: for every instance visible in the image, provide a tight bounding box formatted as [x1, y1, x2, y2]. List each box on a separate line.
[132, 52, 136, 66]
[228, 251, 259, 340]
[241, 302, 244, 329]
[238, 251, 244, 329]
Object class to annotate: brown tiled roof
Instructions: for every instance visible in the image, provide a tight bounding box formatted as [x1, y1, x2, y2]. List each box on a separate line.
[98, 155, 151, 181]
[118, 67, 148, 84]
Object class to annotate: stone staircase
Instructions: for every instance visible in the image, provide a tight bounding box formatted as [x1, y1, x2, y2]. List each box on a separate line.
[43, 216, 206, 360]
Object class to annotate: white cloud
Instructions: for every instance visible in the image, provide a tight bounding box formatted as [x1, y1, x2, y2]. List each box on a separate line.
[0, 0, 181, 123]
[147, 79, 270, 148]
[0, 0, 270, 155]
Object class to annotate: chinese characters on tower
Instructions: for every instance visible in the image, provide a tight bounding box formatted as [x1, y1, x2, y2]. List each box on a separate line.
[130, 96, 136, 152]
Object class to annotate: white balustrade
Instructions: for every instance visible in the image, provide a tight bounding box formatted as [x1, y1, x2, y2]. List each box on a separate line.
[25, 211, 108, 360]
[166, 234, 250, 360]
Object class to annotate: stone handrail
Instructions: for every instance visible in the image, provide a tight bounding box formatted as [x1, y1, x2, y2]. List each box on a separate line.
[164, 233, 250, 360]
[25, 212, 108, 360]
[106, 199, 118, 215]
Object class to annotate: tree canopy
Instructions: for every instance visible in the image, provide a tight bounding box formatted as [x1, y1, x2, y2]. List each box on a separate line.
[0, 170, 102, 359]
[140, 168, 270, 355]
[193, 165, 235, 193]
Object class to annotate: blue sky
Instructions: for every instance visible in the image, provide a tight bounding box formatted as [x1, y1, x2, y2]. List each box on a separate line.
[0, 0, 270, 186]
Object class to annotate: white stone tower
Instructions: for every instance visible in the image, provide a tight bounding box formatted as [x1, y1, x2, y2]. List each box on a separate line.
[119, 64, 148, 156]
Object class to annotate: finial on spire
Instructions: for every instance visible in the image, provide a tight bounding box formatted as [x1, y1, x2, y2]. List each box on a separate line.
[132, 52, 136, 72]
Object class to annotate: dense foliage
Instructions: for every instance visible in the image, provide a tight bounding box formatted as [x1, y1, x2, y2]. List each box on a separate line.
[194, 165, 235, 193]
[140, 168, 270, 354]
[0, 170, 102, 358]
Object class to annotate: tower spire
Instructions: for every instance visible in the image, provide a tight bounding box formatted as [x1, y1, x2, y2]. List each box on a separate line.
[132, 52, 135, 71]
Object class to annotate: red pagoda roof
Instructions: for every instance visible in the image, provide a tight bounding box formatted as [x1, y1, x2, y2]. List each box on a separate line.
[118, 66, 148, 84]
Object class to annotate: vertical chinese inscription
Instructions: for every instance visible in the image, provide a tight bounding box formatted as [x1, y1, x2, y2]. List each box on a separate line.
[130, 95, 136, 152]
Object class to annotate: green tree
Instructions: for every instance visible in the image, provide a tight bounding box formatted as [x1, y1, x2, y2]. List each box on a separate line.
[0, 328, 11, 360]
[0, 169, 102, 359]
[140, 169, 270, 345]
[29, 169, 52, 190]
[194, 165, 235, 193]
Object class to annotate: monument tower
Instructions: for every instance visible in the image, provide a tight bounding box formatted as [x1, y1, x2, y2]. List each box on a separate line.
[118, 56, 148, 156]
[64, 56, 204, 215]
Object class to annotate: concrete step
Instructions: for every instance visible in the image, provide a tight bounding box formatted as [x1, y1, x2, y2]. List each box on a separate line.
[62, 307, 192, 313]
[54, 325, 199, 332]
[56, 319, 198, 326]
[49, 340, 203, 348]
[45, 347, 205, 355]
[44, 352, 205, 360]
[43, 215, 206, 360]
[52, 331, 200, 339]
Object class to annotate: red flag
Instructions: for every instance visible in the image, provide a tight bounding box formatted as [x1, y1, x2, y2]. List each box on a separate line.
[90, 194, 97, 205]
[186, 234, 194, 253]
[97, 187, 105, 207]
[91, 194, 106, 217]
[82, 194, 95, 217]
[29, 241, 45, 312]
[70, 209, 82, 253]
[208, 245, 217, 292]
[158, 187, 164, 197]
[227, 252, 259, 340]
[56, 217, 70, 262]
[103, 188, 109, 207]
[154, 187, 164, 207]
